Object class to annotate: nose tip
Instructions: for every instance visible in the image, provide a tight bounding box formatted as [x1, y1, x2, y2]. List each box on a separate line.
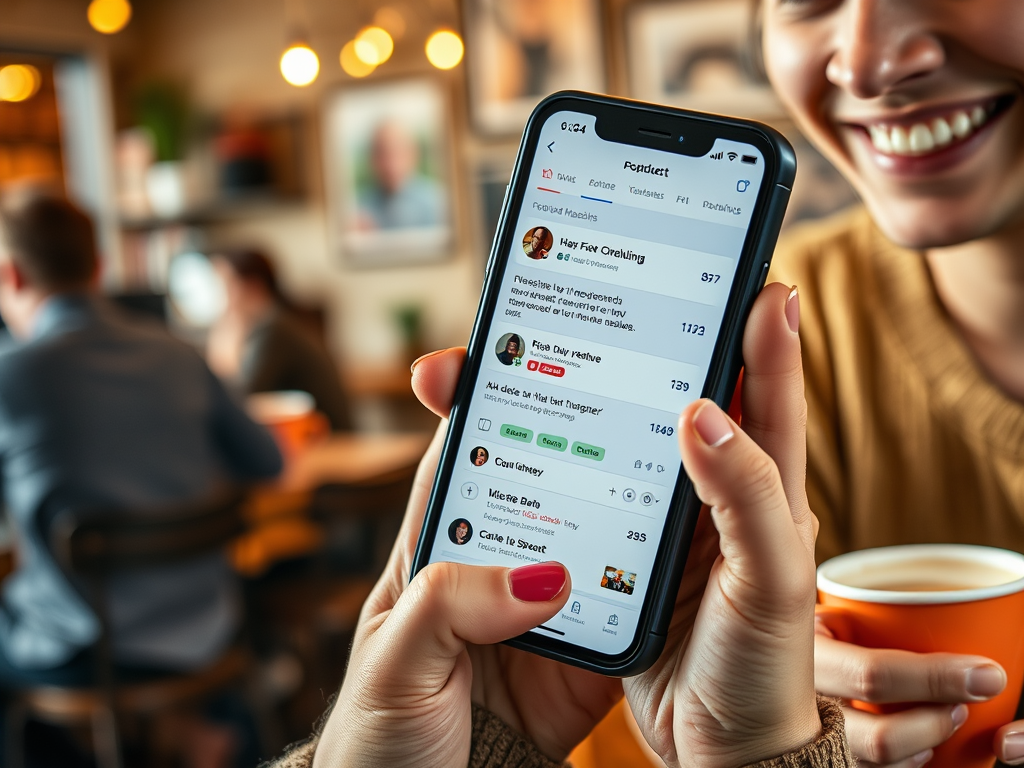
[828, 21, 945, 99]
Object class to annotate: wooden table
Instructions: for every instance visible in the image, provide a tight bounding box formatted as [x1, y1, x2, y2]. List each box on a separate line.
[0, 432, 434, 581]
[234, 431, 433, 576]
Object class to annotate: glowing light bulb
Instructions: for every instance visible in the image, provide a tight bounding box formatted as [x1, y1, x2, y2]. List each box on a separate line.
[280, 44, 320, 87]
[340, 41, 375, 78]
[425, 30, 464, 70]
[87, 0, 132, 34]
[354, 26, 394, 67]
[0, 65, 41, 102]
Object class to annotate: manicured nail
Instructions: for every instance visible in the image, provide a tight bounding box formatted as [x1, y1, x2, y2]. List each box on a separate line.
[912, 749, 933, 766]
[1001, 731, 1024, 764]
[692, 401, 735, 448]
[966, 664, 1006, 698]
[813, 615, 836, 639]
[786, 286, 800, 334]
[410, 349, 444, 374]
[508, 562, 567, 602]
[951, 704, 968, 730]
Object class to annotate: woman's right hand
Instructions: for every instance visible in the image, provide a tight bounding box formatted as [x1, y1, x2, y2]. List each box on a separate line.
[624, 282, 824, 768]
[814, 629, 1006, 767]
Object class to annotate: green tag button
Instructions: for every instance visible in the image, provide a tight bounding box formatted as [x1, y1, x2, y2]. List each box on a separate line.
[571, 441, 605, 461]
[500, 424, 534, 443]
[537, 433, 568, 452]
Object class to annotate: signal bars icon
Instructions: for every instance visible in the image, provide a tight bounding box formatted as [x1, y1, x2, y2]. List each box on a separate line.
[710, 151, 724, 160]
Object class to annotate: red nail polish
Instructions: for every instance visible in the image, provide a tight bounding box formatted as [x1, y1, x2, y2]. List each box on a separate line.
[509, 562, 566, 602]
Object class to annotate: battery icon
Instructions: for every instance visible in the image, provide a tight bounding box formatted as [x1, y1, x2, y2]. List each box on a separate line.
[741, 155, 757, 165]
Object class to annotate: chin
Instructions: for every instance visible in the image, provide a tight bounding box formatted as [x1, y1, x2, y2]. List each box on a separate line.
[859, 194, 1007, 251]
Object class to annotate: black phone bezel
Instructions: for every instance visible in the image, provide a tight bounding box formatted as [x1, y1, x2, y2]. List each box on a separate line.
[411, 91, 795, 676]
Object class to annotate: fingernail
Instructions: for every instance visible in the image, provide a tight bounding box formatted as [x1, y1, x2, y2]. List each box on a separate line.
[912, 749, 933, 766]
[1002, 731, 1024, 763]
[508, 562, 567, 602]
[951, 704, 968, 730]
[813, 615, 835, 639]
[410, 349, 443, 374]
[966, 664, 1006, 698]
[692, 400, 735, 448]
[786, 286, 800, 334]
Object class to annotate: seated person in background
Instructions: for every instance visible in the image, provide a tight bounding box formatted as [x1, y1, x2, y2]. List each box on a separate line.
[206, 247, 352, 432]
[0, 194, 283, 681]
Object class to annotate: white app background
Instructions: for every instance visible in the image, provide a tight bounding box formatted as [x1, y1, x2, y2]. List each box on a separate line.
[428, 110, 766, 655]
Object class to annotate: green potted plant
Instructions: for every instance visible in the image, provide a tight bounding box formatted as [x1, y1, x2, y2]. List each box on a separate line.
[136, 82, 190, 217]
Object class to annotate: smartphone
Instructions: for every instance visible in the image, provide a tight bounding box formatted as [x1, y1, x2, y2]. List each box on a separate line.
[412, 92, 795, 676]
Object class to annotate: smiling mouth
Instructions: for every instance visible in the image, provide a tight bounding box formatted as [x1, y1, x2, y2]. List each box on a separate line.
[854, 94, 1015, 158]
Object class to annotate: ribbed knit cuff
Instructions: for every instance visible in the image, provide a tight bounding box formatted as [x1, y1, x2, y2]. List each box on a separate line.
[742, 696, 854, 768]
[470, 704, 564, 768]
[263, 737, 318, 768]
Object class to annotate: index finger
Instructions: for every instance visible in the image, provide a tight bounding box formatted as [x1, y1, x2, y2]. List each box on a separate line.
[815, 633, 1006, 704]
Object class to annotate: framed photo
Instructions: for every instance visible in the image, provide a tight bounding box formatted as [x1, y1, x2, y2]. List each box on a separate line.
[323, 78, 454, 267]
[627, 0, 782, 119]
[462, 0, 607, 137]
[472, 159, 513, 268]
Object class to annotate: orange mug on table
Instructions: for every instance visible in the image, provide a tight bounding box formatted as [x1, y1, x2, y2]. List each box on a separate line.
[246, 390, 329, 460]
[817, 544, 1024, 768]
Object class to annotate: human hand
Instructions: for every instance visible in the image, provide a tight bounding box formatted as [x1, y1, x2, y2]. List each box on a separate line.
[815, 620, 1008, 767]
[312, 347, 622, 768]
[624, 283, 822, 768]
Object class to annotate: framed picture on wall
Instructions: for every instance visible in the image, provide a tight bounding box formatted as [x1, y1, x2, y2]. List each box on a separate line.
[322, 78, 454, 267]
[473, 160, 513, 267]
[462, 0, 607, 137]
[627, 0, 782, 119]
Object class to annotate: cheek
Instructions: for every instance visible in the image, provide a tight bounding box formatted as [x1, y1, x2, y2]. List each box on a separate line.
[763, 21, 834, 130]
[964, 3, 1024, 76]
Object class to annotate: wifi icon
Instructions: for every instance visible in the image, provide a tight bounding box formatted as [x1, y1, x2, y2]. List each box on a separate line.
[727, 151, 738, 161]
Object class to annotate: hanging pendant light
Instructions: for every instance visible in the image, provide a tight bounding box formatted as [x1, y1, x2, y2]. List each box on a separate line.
[87, 0, 132, 34]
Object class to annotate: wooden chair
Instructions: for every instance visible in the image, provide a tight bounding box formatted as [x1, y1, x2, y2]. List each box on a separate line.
[246, 464, 416, 730]
[5, 489, 258, 768]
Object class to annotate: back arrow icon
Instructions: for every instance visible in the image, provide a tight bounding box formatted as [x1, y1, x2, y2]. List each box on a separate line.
[547, 141, 555, 152]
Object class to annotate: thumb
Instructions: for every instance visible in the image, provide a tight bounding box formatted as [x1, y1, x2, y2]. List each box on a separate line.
[370, 560, 570, 690]
[678, 399, 813, 603]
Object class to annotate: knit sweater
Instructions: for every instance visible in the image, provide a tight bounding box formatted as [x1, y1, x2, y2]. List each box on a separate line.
[769, 207, 1024, 563]
[265, 696, 853, 768]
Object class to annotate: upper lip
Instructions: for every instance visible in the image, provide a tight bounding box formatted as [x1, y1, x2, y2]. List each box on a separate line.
[837, 94, 1011, 128]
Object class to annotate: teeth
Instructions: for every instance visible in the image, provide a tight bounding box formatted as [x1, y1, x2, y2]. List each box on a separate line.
[951, 111, 973, 138]
[869, 125, 892, 153]
[867, 105, 992, 156]
[909, 124, 935, 153]
[931, 117, 953, 146]
[890, 125, 911, 154]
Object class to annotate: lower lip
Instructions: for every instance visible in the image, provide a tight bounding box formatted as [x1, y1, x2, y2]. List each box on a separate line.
[853, 109, 1009, 178]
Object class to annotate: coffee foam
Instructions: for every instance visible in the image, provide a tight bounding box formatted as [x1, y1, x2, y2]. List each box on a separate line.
[835, 556, 1019, 592]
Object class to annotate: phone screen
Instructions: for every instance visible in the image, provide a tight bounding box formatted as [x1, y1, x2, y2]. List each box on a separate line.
[425, 108, 768, 657]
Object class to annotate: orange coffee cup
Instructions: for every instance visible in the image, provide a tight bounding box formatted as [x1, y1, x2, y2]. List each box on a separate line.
[247, 390, 329, 460]
[817, 544, 1024, 768]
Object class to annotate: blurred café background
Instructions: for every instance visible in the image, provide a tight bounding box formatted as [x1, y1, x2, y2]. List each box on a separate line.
[0, 0, 859, 766]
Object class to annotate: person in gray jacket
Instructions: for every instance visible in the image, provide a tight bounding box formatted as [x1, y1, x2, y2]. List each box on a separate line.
[0, 194, 282, 683]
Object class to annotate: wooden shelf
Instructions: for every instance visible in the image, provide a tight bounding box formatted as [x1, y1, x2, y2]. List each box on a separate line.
[119, 191, 305, 231]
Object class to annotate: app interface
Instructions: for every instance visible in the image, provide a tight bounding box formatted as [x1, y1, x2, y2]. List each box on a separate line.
[428, 110, 767, 655]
